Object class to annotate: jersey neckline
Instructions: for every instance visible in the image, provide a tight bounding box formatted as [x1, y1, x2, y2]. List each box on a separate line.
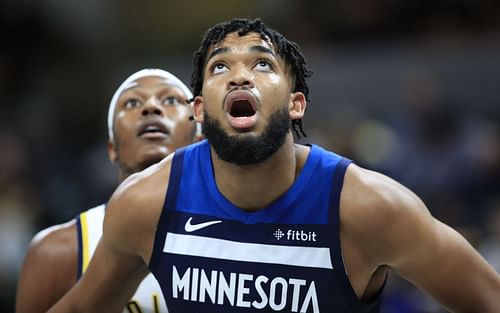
[199, 141, 321, 224]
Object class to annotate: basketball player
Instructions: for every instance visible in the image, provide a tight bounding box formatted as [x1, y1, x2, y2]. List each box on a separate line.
[48, 18, 500, 312]
[16, 69, 200, 313]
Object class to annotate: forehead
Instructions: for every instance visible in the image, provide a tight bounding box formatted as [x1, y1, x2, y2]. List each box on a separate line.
[119, 76, 188, 98]
[209, 31, 276, 56]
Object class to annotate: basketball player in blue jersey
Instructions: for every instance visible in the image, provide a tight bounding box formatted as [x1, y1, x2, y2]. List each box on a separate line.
[48, 18, 500, 313]
[16, 69, 200, 313]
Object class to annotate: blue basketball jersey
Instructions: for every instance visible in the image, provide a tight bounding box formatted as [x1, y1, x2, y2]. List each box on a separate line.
[149, 140, 383, 312]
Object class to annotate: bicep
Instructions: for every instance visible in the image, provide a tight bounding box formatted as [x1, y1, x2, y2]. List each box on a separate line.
[394, 217, 500, 312]
[16, 246, 69, 313]
[16, 226, 78, 313]
[47, 221, 149, 313]
[345, 166, 500, 311]
[71, 236, 148, 312]
[70, 188, 158, 312]
[376, 190, 500, 312]
[69, 199, 151, 312]
[48, 166, 168, 312]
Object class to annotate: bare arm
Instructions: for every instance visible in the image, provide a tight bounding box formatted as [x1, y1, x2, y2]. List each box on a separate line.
[47, 156, 171, 313]
[342, 164, 500, 312]
[16, 222, 78, 313]
[47, 228, 149, 313]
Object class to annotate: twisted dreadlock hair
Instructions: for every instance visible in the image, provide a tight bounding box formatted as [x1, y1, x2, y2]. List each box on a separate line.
[191, 18, 313, 138]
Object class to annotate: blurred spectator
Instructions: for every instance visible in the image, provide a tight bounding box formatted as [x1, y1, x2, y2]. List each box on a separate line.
[0, 131, 38, 310]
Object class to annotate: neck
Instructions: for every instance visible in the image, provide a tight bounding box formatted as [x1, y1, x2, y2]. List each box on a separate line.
[117, 170, 132, 183]
[211, 134, 307, 211]
[117, 158, 160, 183]
[117, 161, 140, 183]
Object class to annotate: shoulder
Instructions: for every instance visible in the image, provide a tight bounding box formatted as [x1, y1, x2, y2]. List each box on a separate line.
[29, 203, 106, 259]
[342, 163, 426, 224]
[340, 163, 433, 263]
[27, 219, 78, 266]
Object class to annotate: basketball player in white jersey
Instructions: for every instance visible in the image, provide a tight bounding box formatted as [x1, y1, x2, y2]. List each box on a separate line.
[16, 69, 200, 313]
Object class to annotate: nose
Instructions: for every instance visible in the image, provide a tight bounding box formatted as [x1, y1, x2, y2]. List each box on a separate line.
[141, 97, 163, 116]
[228, 65, 254, 89]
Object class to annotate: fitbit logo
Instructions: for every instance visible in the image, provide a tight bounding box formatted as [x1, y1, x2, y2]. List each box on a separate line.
[273, 229, 285, 240]
[273, 229, 317, 242]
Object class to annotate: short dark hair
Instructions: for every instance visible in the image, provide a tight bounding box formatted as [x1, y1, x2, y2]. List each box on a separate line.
[190, 18, 313, 137]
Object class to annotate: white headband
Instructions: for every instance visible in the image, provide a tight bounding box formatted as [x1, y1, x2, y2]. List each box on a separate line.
[107, 68, 200, 141]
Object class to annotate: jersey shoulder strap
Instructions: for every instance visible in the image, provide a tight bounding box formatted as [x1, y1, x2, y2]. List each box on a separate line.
[76, 203, 106, 277]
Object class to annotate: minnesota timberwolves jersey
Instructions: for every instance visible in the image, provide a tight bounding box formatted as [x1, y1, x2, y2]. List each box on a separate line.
[149, 140, 384, 312]
[77, 204, 169, 313]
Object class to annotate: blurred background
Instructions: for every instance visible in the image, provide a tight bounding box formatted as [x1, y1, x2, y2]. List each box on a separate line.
[1, 0, 499, 312]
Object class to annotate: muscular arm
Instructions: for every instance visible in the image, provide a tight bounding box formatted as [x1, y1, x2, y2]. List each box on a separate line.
[341, 164, 500, 312]
[47, 156, 171, 313]
[16, 222, 78, 313]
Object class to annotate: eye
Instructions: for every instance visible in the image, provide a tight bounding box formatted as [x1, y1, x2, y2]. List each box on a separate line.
[254, 60, 272, 72]
[162, 96, 183, 106]
[211, 62, 229, 74]
[124, 98, 141, 108]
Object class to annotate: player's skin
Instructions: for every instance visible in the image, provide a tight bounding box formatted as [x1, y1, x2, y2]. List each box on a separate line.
[48, 32, 500, 313]
[16, 74, 196, 313]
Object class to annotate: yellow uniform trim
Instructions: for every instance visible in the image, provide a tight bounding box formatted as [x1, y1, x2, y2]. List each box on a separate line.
[80, 212, 90, 273]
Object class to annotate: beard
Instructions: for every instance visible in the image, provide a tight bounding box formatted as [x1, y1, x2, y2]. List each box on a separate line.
[202, 106, 290, 165]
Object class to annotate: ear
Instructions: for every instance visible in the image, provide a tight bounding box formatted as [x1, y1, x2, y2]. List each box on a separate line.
[107, 140, 118, 163]
[192, 96, 205, 123]
[289, 92, 307, 120]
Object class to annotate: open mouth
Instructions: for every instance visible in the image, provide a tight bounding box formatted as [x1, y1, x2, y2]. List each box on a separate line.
[137, 121, 169, 138]
[224, 90, 259, 129]
[229, 99, 256, 117]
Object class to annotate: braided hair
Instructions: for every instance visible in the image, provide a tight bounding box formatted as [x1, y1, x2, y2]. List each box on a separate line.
[191, 18, 313, 138]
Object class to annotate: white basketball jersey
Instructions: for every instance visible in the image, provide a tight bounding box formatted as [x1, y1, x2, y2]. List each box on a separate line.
[77, 204, 168, 313]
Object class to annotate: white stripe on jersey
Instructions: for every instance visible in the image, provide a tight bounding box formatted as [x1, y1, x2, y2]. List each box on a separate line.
[81, 204, 105, 273]
[164, 233, 333, 269]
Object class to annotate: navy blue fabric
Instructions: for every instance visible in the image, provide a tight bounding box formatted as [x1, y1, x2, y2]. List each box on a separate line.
[149, 140, 383, 312]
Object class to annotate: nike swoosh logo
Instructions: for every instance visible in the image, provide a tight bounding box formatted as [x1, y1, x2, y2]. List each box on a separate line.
[184, 217, 222, 233]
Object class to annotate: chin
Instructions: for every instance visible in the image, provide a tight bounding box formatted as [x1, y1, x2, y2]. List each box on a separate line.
[228, 130, 258, 138]
[204, 107, 290, 166]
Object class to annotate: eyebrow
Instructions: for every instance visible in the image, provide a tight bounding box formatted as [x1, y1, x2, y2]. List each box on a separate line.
[249, 45, 276, 57]
[206, 47, 229, 63]
[206, 45, 276, 63]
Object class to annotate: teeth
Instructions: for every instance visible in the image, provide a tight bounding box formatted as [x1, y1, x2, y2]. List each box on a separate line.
[144, 126, 159, 132]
